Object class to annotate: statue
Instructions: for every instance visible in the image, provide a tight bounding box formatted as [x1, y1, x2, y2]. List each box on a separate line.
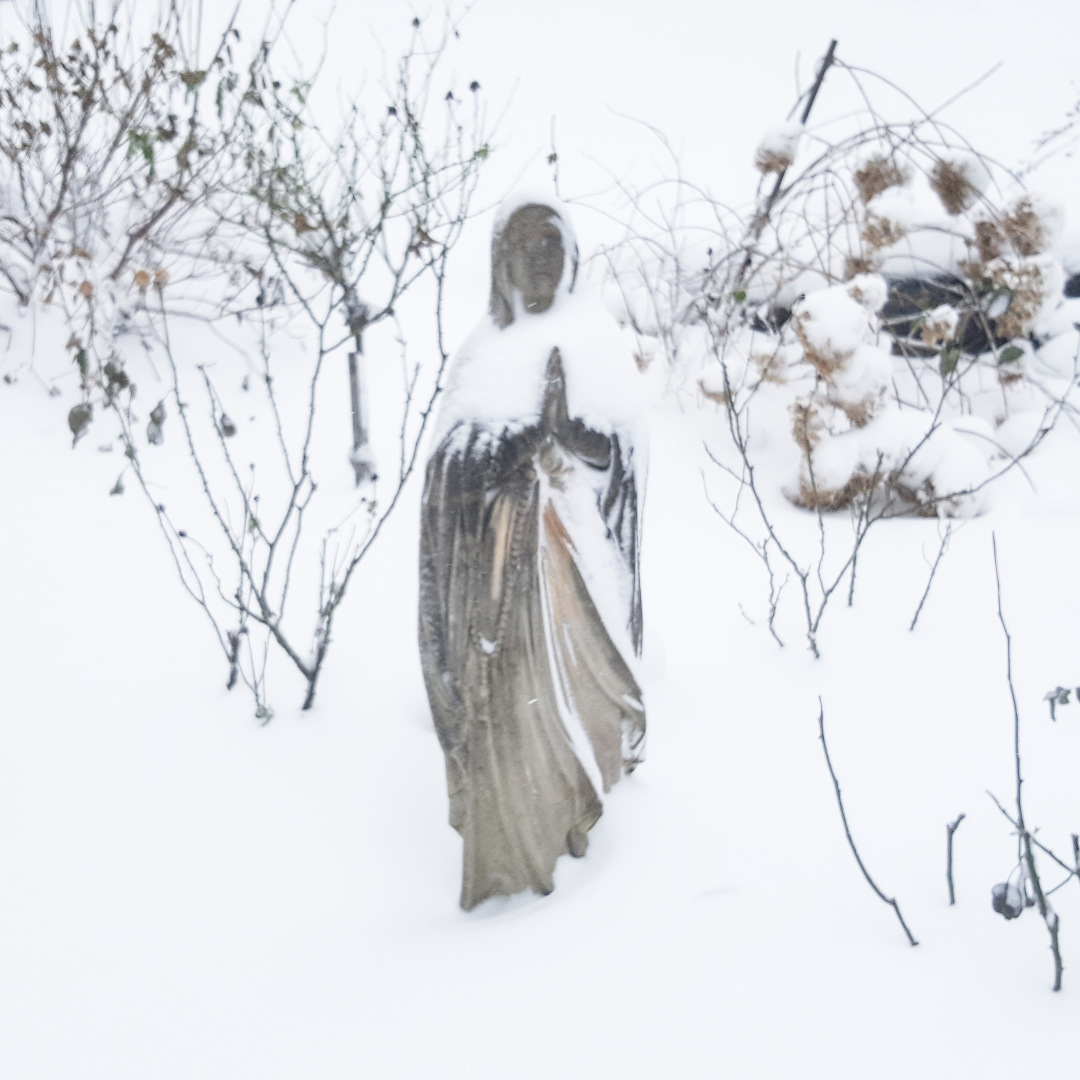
[418, 194, 647, 910]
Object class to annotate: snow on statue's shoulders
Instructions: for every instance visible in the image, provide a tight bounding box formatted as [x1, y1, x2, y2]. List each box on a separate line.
[433, 290, 646, 447]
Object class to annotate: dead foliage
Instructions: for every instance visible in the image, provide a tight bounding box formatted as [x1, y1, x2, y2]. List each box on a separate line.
[930, 159, 976, 216]
[854, 156, 906, 204]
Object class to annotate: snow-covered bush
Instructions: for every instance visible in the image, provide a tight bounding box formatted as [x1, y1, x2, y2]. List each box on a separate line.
[602, 45, 1080, 653]
[709, 147, 1076, 519]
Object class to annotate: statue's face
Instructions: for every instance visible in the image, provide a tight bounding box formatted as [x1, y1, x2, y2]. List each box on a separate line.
[502, 205, 565, 315]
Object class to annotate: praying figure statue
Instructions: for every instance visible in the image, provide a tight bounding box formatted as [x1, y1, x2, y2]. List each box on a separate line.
[418, 193, 647, 910]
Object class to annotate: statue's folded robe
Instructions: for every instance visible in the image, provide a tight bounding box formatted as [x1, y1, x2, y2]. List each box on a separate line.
[419, 348, 644, 910]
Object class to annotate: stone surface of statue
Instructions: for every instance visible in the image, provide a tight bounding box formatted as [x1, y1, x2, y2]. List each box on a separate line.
[418, 194, 647, 910]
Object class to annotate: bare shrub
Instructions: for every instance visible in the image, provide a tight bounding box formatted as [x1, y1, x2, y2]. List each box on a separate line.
[599, 43, 1079, 655]
[0, 1, 492, 713]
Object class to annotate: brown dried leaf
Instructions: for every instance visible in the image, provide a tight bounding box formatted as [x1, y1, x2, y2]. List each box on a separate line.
[853, 156, 906, 204]
[930, 160, 975, 216]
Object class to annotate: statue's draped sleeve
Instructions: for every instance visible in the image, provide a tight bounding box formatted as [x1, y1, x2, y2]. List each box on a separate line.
[419, 349, 645, 909]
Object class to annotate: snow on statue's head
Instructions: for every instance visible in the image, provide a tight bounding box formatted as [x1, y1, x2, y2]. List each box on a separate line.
[490, 193, 578, 329]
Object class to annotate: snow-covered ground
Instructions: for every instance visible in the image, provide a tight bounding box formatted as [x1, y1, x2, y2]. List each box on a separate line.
[2, 2, 1079, 1077]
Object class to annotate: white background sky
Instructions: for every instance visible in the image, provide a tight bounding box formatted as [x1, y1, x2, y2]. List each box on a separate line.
[317, 0, 1080, 249]
[160, 0, 1079, 290]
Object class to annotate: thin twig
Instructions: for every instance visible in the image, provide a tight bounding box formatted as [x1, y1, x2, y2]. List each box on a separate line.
[1073, 835, 1080, 897]
[946, 812, 965, 905]
[910, 522, 953, 632]
[991, 534, 1064, 991]
[736, 39, 838, 286]
[816, 698, 918, 946]
[986, 793, 1077, 885]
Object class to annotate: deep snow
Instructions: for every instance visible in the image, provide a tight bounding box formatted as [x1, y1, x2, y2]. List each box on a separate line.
[2, 1, 1080, 1077]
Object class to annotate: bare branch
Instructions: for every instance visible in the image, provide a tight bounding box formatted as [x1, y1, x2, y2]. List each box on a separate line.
[910, 522, 953, 632]
[946, 812, 965, 906]
[990, 534, 1065, 991]
[817, 698, 919, 947]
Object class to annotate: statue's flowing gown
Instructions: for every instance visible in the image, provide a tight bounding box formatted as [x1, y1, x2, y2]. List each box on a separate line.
[418, 198, 646, 910]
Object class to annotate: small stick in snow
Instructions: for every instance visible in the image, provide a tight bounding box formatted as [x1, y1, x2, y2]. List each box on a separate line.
[946, 812, 965, 905]
[226, 629, 241, 691]
[990, 535, 1064, 991]
[347, 349, 372, 487]
[910, 522, 953, 632]
[816, 698, 919, 947]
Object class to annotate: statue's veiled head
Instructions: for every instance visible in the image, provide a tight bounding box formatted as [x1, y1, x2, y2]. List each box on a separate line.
[490, 202, 578, 328]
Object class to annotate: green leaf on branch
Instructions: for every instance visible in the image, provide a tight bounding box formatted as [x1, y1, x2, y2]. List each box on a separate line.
[126, 129, 155, 177]
[732, 289, 747, 304]
[998, 345, 1024, 365]
[939, 346, 960, 377]
[474, 144, 489, 160]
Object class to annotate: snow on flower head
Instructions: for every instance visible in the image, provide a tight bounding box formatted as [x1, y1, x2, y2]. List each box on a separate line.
[918, 304, 959, 348]
[826, 343, 891, 423]
[793, 285, 873, 373]
[792, 405, 991, 517]
[985, 253, 1064, 340]
[845, 273, 888, 313]
[755, 122, 803, 174]
[976, 191, 1066, 263]
[929, 153, 991, 216]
